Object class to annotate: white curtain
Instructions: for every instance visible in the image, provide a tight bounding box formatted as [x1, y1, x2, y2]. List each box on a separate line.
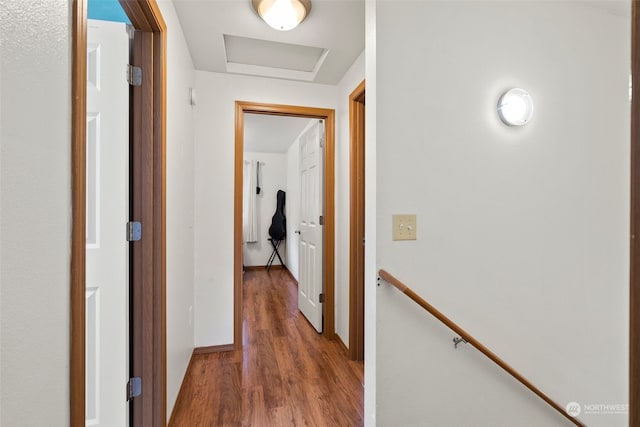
[243, 160, 258, 243]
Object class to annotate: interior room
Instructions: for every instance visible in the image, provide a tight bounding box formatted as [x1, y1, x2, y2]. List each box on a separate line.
[242, 113, 314, 275]
[1, 0, 637, 426]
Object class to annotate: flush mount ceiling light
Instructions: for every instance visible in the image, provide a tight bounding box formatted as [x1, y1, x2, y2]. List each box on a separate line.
[497, 88, 534, 126]
[252, 0, 312, 31]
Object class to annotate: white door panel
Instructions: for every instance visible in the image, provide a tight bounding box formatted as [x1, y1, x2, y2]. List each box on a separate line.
[86, 19, 129, 427]
[298, 121, 324, 332]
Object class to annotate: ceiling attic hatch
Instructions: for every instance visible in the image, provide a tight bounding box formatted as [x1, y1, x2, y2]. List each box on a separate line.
[223, 34, 329, 81]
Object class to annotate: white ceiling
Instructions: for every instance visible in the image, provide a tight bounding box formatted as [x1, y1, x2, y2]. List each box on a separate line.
[172, 1, 363, 154]
[244, 114, 313, 153]
[173, 0, 365, 85]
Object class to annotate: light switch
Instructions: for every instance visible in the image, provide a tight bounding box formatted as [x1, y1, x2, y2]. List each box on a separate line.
[392, 214, 417, 241]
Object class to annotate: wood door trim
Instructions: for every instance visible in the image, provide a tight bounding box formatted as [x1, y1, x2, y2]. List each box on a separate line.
[70, 0, 87, 424]
[234, 101, 336, 348]
[193, 344, 236, 355]
[631, 1, 640, 424]
[348, 80, 366, 361]
[71, 1, 167, 426]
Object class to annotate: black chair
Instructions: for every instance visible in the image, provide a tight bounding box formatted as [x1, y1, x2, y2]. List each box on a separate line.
[266, 190, 286, 271]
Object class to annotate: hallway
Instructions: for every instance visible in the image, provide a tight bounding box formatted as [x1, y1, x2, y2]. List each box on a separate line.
[169, 268, 364, 426]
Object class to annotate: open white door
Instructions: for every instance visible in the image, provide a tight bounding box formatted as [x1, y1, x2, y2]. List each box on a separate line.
[86, 19, 129, 427]
[298, 120, 324, 332]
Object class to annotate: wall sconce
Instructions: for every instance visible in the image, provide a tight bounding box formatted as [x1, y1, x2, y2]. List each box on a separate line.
[252, 0, 311, 31]
[497, 88, 533, 126]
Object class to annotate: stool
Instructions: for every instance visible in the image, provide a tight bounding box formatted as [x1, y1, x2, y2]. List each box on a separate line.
[266, 238, 286, 271]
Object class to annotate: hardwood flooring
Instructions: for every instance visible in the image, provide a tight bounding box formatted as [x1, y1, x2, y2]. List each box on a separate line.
[169, 268, 364, 426]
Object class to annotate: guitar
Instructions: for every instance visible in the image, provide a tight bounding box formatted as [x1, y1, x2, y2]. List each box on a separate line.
[268, 190, 286, 240]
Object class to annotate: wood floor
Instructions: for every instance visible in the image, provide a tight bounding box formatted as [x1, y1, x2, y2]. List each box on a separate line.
[169, 268, 364, 426]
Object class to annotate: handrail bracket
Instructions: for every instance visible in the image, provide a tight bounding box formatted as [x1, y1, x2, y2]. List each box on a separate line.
[453, 337, 468, 349]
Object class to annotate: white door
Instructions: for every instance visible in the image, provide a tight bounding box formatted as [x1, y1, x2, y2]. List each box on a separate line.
[86, 19, 129, 427]
[298, 120, 324, 332]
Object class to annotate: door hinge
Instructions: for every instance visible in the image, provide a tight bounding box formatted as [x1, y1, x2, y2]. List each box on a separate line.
[319, 293, 325, 303]
[127, 377, 142, 401]
[127, 64, 142, 86]
[126, 221, 142, 241]
[319, 215, 324, 226]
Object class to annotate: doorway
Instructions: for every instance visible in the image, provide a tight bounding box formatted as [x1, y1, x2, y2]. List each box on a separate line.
[234, 101, 336, 348]
[241, 113, 312, 274]
[71, 0, 167, 425]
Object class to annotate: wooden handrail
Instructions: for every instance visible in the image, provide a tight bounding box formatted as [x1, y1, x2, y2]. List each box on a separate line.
[378, 269, 586, 427]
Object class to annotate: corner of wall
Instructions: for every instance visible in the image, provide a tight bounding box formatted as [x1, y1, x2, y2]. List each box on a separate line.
[364, 2, 377, 426]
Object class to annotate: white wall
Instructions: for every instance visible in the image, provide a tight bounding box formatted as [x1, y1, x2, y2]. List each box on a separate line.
[0, 0, 71, 424]
[374, 2, 629, 426]
[193, 71, 339, 346]
[157, 0, 196, 417]
[364, 2, 377, 423]
[335, 51, 365, 346]
[243, 152, 288, 267]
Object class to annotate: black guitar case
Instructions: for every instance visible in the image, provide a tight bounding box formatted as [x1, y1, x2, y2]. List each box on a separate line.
[268, 190, 286, 241]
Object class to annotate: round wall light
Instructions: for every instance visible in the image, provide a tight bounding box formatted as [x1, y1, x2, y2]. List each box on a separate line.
[497, 88, 534, 126]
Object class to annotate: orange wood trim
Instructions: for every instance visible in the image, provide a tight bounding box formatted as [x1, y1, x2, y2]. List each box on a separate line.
[631, 1, 640, 424]
[119, 1, 150, 31]
[324, 111, 336, 339]
[379, 269, 586, 427]
[130, 30, 155, 427]
[234, 102, 245, 351]
[236, 101, 334, 118]
[194, 344, 236, 355]
[119, 0, 167, 32]
[154, 27, 168, 427]
[348, 80, 365, 361]
[244, 265, 287, 271]
[70, 1, 87, 426]
[234, 101, 336, 346]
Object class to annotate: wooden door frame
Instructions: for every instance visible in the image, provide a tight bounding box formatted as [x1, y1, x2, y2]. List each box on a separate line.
[349, 81, 366, 361]
[234, 101, 336, 348]
[71, 1, 167, 425]
[630, 1, 640, 424]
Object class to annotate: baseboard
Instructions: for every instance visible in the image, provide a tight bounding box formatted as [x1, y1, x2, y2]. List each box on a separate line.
[244, 265, 286, 271]
[193, 344, 235, 355]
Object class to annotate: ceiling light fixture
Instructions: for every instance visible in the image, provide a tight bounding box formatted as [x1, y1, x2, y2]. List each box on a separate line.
[497, 88, 534, 126]
[252, 0, 312, 31]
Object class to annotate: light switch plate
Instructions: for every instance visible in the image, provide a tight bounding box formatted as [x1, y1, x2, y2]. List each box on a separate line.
[392, 214, 417, 240]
